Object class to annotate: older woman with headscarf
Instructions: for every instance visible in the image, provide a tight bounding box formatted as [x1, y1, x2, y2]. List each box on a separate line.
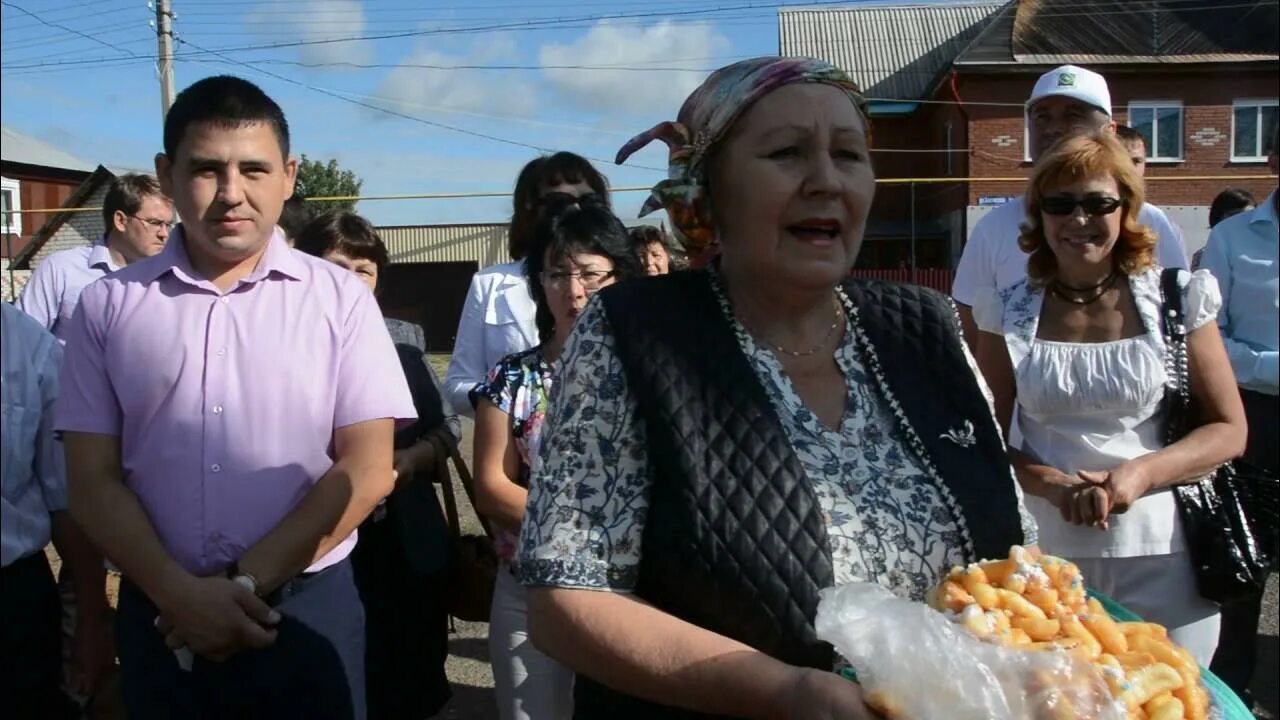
[514, 58, 1038, 719]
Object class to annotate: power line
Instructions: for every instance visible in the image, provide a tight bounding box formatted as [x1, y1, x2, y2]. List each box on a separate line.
[0, 0, 144, 59]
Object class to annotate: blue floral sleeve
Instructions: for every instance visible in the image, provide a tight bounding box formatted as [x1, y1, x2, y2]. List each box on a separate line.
[516, 298, 653, 592]
[472, 356, 517, 415]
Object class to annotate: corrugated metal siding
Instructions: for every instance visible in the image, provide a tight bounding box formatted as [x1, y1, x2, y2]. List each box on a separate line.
[378, 224, 508, 266]
[779, 3, 1005, 100]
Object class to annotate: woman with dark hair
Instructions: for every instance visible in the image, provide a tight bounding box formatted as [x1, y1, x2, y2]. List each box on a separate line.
[471, 194, 640, 720]
[295, 211, 460, 720]
[1209, 188, 1255, 229]
[1193, 189, 1256, 269]
[628, 224, 678, 276]
[444, 152, 611, 416]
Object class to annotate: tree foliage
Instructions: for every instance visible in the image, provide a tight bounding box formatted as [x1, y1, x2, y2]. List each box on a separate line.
[294, 154, 362, 213]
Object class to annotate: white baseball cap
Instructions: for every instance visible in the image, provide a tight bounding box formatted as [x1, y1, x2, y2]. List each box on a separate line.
[1025, 65, 1112, 117]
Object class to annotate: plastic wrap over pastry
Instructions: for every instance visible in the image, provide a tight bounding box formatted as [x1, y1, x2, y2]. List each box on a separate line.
[815, 581, 1126, 720]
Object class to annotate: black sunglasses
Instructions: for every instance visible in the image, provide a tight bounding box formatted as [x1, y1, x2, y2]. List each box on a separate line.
[1040, 195, 1125, 217]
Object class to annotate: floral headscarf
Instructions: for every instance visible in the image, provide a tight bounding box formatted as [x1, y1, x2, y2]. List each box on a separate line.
[615, 56, 869, 264]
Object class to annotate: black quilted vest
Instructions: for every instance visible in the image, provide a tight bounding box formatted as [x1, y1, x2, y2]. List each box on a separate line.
[577, 271, 1024, 719]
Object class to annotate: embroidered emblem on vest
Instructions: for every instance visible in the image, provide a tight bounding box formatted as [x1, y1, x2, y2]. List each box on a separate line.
[940, 420, 977, 448]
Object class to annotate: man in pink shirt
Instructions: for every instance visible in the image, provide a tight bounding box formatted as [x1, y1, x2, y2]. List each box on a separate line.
[55, 76, 414, 719]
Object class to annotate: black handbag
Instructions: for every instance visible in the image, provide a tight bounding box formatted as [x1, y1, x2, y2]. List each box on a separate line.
[1159, 268, 1275, 604]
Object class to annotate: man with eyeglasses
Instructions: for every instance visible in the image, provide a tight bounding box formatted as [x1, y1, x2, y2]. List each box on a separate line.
[18, 173, 175, 344]
[953, 65, 1188, 349]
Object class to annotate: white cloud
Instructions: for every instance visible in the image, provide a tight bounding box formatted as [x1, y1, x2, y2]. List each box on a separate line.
[538, 21, 732, 117]
[374, 37, 537, 118]
[245, 0, 372, 66]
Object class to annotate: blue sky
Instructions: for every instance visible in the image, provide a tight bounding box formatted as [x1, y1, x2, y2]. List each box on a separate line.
[0, 0, 883, 226]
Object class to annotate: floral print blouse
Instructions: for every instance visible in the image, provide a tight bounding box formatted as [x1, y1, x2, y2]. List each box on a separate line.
[473, 346, 555, 564]
[517, 271, 1037, 602]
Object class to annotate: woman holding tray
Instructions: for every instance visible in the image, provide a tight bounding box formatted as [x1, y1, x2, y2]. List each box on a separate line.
[514, 56, 1040, 719]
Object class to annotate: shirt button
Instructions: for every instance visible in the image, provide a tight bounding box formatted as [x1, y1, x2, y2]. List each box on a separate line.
[217, 348, 227, 357]
[212, 405, 223, 415]
[211, 463, 222, 473]
[220, 297, 230, 304]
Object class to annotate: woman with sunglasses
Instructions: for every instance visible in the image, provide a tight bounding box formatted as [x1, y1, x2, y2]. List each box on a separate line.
[973, 132, 1246, 664]
[471, 193, 642, 719]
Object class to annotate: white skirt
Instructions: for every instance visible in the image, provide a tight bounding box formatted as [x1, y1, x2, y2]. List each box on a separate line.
[1069, 552, 1220, 666]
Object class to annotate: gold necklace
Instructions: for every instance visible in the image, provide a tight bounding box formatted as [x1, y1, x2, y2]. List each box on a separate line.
[742, 294, 844, 358]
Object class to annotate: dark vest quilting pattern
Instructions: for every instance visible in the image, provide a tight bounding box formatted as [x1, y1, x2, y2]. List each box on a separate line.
[572, 271, 1024, 719]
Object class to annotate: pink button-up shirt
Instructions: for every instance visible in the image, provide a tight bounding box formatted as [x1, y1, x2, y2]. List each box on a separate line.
[54, 228, 416, 575]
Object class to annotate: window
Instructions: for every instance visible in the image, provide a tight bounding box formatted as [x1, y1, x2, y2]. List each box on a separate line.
[1128, 102, 1184, 161]
[1231, 99, 1279, 161]
[0, 177, 20, 236]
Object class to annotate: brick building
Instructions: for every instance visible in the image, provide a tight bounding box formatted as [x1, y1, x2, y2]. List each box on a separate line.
[1, 126, 97, 300]
[4, 166, 119, 302]
[780, 0, 1279, 268]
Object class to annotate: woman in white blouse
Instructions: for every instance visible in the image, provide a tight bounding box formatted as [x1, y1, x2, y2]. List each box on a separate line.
[444, 152, 611, 415]
[974, 132, 1247, 664]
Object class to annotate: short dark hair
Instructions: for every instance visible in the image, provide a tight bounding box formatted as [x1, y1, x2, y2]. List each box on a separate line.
[102, 173, 167, 228]
[293, 210, 389, 284]
[279, 194, 313, 240]
[1209, 188, 1255, 228]
[628, 225, 667, 249]
[163, 75, 290, 160]
[1114, 125, 1146, 153]
[508, 152, 610, 261]
[526, 194, 641, 343]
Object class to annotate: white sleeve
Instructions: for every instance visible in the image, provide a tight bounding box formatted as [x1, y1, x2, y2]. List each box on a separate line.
[952, 214, 994, 307]
[970, 286, 1004, 334]
[444, 274, 489, 417]
[1182, 269, 1223, 333]
[1150, 208, 1189, 270]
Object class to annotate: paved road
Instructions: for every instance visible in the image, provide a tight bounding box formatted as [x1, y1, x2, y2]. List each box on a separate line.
[433, 403, 1279, 719]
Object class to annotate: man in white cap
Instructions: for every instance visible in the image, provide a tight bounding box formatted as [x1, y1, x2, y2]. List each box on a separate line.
[952, 64, 1189, 347]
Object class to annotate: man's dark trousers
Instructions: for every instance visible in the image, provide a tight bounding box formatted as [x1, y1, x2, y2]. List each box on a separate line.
[116, 557, 366, 720]
[1, 551, 77, 719]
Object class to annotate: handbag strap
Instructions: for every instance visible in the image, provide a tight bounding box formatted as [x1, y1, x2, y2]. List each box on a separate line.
[448, 444, 497, 540]
[1159, 268, 1194, 445]
[431, 434, 497, 541]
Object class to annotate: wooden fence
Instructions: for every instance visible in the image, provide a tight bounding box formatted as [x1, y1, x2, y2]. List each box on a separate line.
[849, 268, 956, 294]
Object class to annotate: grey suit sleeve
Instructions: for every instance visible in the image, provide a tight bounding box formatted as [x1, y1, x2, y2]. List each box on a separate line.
[425, 360, 463, 445]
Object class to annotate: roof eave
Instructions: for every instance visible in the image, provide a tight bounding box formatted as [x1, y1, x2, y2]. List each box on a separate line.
[11, 165, 115, 270]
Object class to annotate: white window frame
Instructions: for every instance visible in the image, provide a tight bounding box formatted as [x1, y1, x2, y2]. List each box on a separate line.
[1128, 101, 1184, 162]
[0, 177, 20, 236]
[1230, 98, 1279, 162]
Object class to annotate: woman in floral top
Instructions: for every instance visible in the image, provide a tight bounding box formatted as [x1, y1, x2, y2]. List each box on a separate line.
[471, 194, 643, 720]
[516, 57, 1037, 720]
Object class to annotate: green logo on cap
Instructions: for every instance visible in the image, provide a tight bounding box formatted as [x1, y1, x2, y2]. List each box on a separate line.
[1058, 73, 1077, 87]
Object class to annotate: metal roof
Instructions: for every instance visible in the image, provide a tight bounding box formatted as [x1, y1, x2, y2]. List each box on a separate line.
[0, 126, 96, 172]
[778, 2, 1006, 101]
[956, 0, 1279, 66]
[378, 223, 509, 267]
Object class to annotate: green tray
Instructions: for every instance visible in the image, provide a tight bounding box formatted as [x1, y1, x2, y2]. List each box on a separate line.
[838, 589, 1251, 719]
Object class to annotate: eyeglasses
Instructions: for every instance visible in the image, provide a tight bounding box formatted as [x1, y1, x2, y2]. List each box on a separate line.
[540, 269, 614, 290]
[1040, 195, 1124, 217]
[131, 215, 177, 230]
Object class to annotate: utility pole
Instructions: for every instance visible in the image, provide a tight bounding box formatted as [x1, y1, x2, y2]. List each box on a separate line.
[155, 0, 176, 118]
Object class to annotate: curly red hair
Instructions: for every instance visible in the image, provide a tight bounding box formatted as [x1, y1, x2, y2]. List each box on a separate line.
[1019, 132, 1157, 285]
